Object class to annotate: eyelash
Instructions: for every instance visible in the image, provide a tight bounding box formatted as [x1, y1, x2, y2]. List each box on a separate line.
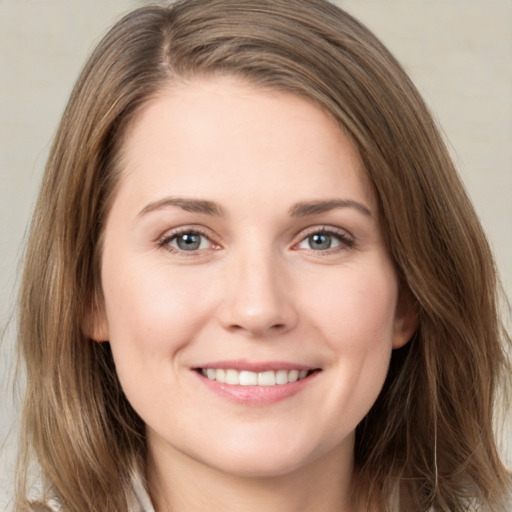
[293, 226, 355, 254]
[158, 227, 217, 255]
[157, 226, 355, 255]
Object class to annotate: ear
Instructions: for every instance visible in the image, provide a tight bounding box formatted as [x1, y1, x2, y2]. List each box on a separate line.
[82, 294, 109, 342]
[392, 291, 419, 349]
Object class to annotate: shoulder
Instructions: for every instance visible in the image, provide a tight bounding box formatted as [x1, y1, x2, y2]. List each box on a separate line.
[29, 468, 153, 511]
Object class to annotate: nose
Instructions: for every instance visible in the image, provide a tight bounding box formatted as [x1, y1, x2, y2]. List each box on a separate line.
[217, 250, 298, 338]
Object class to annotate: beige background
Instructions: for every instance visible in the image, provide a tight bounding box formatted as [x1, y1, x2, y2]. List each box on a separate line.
[1, 0, 511, 506]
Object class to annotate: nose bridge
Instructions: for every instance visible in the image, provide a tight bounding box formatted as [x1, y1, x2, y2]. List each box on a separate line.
[218, 241, 297, 336]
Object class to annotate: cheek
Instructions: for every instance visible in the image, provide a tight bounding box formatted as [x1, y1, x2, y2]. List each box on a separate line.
[101, 256, 217, 360]
[303, 260, 397, 399]
[304, 263, 399, 351]
[99, 259, 220, 415]
[309, 264, 398, 424]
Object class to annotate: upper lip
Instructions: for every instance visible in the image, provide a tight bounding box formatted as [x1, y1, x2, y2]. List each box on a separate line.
[192, 360, 319, 372]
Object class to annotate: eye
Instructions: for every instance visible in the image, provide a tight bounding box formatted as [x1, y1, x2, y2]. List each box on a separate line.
[304, 233, 338, 250]
[160, 229, 214, 253]
[295, 228, 354, 252]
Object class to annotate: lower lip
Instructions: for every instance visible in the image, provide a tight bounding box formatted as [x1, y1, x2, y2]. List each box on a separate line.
[194, 371, 319, 405]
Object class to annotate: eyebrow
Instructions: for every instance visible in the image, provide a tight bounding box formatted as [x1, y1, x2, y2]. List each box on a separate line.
[137, 196, 372, 219]
[138, 197, 225, 217]
[289, 199, 372, 218]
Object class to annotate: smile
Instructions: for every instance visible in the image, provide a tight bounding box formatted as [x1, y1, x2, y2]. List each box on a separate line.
[193, 363, 321, 404]
[199, 368, 311, 386]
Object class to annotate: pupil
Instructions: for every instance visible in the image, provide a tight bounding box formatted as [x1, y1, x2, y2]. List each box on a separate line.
[177, 233, 200, 250]
[310, 233, 331, 250]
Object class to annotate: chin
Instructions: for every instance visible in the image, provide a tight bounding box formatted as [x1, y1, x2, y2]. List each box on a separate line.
[191, 433, 340, 480]
[203, 452, 314, 479]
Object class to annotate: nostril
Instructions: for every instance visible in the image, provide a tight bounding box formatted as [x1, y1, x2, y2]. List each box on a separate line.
[218, 296, 298, 336]
[226, 321, 287, 336]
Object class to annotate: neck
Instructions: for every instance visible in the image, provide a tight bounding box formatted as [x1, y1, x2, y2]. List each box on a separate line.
[146, 437, 355, 512]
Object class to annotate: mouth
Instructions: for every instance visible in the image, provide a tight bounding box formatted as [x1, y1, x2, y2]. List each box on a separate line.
[196, 368, 316, 386]
[192, 361, 321, 404]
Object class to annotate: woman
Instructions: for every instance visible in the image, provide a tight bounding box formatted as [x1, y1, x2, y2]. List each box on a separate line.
[15, 0, 511, 510]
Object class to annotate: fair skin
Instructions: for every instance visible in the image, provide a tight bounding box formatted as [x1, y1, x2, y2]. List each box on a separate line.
[88, 76, 416, 512]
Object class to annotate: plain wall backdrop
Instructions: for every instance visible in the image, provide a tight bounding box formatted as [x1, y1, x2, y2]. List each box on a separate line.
[1, 0, 511, 507]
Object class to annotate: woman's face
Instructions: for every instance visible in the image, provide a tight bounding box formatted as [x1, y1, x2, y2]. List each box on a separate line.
[90, 77, 415, 478]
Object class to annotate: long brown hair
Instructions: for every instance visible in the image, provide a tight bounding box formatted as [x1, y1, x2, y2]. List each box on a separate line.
[15, 1, 510, 510]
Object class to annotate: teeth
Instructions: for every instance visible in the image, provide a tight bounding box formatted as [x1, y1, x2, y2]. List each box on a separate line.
[258, 371, 275, 386]
[239, 370, 258, 385]
[200, 368, 311, 386]
[225, 369, 239, 385]
[275, 370, 288, 385]
[288, 370, 299, 382]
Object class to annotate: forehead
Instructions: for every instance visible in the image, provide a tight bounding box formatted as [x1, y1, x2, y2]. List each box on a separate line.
[115, 76, 376, 213]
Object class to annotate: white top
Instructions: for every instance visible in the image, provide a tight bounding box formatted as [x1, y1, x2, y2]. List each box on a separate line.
[131, 471, 155, 511]
[39, 471, 154, 511]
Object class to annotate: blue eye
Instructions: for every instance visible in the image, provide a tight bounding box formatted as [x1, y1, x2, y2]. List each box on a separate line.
[307, 233, 337, 250]
[296, 229, 353, 252]
[163, 231, 211, 252]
